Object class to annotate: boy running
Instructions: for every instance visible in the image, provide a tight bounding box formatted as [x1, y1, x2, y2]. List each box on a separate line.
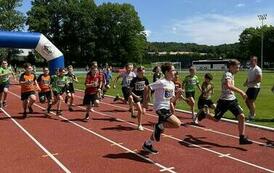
[182, 66, 202, 124]
[19, 63, 40, 118]
[65, 65, 78, 111]
[49, 68, 69, 116]
[129, 66, 149, 131]
[196, 73, 216, 124]
[197, 59, 253, 145]
[113, 63, 136, 109]
[37, 67, 52, 115]
[83, 66, 101, 120]
[0, 60, 16, 107]
[142, 63, 182, 154]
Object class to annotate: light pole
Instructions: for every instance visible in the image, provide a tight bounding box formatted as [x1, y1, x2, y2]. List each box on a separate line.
[257, 14, 267, 69]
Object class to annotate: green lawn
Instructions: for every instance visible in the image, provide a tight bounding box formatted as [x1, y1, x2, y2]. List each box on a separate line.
[75, 70, 274, 128]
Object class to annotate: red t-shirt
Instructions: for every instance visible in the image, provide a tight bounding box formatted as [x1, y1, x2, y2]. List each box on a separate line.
[85, 72, 101, 94]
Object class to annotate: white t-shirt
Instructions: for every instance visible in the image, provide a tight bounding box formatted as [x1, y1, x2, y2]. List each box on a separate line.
[220, 71, 236, 100]
[121, 71, 136, 88]
[149, 78, 175, 111]
[247, 65, 262, 88]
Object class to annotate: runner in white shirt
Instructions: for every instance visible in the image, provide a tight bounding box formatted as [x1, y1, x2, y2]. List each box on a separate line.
[243, 56, 262, 121]
[113, 63, 136, 114]
[197, 59, 253, 145]
[142, 63, 183, 154]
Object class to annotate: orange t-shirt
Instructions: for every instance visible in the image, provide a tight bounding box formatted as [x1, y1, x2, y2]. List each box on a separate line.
[20, 72, 37, 93]
[37, 74, 51, 92]
[173, 79, 182, 92]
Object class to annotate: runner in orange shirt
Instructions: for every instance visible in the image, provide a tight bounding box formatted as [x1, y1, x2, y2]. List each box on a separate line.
[19, 63, 40, 118]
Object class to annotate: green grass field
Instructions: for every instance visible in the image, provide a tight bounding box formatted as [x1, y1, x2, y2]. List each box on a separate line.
[75, 70, 274, 128]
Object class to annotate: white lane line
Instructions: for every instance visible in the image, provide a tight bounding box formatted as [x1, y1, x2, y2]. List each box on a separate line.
[0, 108, 71, 173]
[8, 91, 177, 173]
[218, 154, 230, 158]
[88, 96, 267, 147]
[74, 95, 274, 173]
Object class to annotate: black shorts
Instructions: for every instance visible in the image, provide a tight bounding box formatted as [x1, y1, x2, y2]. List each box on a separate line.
[246, 88, 260, 100]
[156, 109, 172, 124]
[66, 83, 75, 93]
[21, 91, 36, 101]
[122, 87, 130, 101]
[198, 96, 214, 109]
[38, 91, 52, 102]
[185, 91, 195, 98]
[214, 99, 243, 120]
[83, 94, 98, 105]
[0, 83, 9, 93]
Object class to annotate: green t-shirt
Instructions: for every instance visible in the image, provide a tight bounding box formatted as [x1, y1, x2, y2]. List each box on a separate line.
[183, 75, 199, 92]
[0, 67, 13, 84]
[51, 75, 69, 93]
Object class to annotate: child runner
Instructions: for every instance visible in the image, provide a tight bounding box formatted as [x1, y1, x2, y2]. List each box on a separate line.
[129, 66, 149, 131]
[0, 60, 16, 107]
[49, 68, 69, 116]
[102, 66, 112, 98]
[113, 63, 136, 111]
[65, 65, 78, 111]
[197, 59, 253, 145]
[37, 67, 52, 115]
[152, 65, 162, 82]
[19, 63, 40, 118]
[83, 66, 101, 120]
[196, 73, 216, 124]
[182, 66, 202, 124]
[142, 63, 182, 154]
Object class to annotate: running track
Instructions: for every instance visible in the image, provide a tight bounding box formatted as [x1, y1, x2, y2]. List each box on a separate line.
[0, 84, 274, 173]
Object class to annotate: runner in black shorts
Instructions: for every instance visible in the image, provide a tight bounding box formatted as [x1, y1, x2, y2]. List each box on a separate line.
[129, 66, 149, 131]
[65, 65, 78, 111]
[142, 63, 183, 154]
[197, 59, 253, 145]
[243, 56, 262, 121]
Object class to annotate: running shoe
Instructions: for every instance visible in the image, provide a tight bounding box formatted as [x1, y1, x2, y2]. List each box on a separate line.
[142, 142, 158, 154]
[239, 136, 253, 145]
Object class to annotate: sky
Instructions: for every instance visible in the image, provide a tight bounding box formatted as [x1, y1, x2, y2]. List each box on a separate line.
[18, 0, 274, 45]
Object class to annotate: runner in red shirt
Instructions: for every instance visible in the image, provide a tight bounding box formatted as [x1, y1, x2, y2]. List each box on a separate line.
[83, 66, 101, 120]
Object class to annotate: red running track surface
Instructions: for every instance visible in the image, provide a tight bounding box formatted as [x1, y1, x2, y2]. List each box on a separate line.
[0, 85, 273, 173]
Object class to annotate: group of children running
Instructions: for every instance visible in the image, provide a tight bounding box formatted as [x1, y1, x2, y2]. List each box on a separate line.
[0, 59, 255, 155]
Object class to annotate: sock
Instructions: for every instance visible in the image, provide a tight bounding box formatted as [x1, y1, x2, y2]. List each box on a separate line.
[239, 135, 245, 139]
[157, 123, 164, 130]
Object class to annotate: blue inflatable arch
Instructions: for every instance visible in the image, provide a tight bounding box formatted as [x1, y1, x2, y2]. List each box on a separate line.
[0, 31, 64, 75]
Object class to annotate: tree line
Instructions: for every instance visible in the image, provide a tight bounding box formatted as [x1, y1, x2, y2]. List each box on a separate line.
[0, 0, 274, 68]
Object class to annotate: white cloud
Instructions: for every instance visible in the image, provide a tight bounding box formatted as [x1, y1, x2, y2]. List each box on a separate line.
[143, 30, 152, 38]
[169, 13, 274, 45]
[236, 3, 245, 7]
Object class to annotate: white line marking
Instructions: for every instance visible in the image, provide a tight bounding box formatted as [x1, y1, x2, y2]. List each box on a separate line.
[75, 94, 274, 173]
[160, 167, 175, 172]
[90, 96, 268, 147]
[218, 154, 230, 158]
[42, 153, 59, 158]
[111, 143, 123, 146]
[1, 108, 71, 173]
[8, 91, 177, 173]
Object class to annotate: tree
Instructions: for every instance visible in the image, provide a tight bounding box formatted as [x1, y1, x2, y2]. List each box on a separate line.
[95, 3, 147, 65]
[27, 0, 97, 66]
[0, 0, 26, 60]
[239, 25, 274, 66]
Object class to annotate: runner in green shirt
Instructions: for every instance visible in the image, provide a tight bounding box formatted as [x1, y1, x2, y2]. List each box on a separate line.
[0, 60, 16, 107]
[48, 68, 69, 116]
[182, 66, 202, 124]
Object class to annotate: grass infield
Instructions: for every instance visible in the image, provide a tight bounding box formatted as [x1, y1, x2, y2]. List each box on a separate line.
[75, 70, 274, 128]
